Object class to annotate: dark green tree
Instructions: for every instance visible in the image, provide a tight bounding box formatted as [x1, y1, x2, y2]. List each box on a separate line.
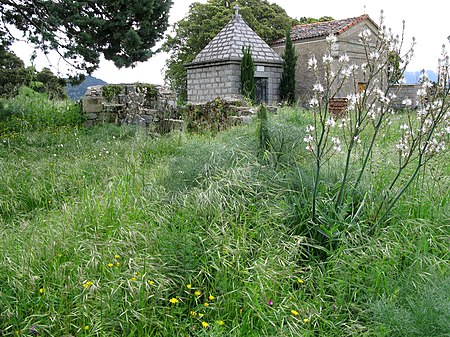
[387, 51, 403, 84]
[241, 46, 255, 104]
[280, 30, 297, 105]
[163, 0, 295, 103]
[1, 0, 172, 73]
[0, 47, 67, 99]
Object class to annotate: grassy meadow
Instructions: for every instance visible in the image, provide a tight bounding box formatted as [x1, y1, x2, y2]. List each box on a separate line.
[0, 100, 449, 336]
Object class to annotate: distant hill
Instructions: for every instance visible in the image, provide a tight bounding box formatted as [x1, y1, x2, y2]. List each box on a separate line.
[65, 75, 107, 101]
[404, 70, 438, 84]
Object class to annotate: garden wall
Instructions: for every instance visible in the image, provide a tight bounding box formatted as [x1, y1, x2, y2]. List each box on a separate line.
[81, 84, 181, 131]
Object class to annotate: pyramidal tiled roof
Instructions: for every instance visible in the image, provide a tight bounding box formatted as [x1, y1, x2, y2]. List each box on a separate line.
[189, 13, 282, 66]
[272, 14, 377, 45]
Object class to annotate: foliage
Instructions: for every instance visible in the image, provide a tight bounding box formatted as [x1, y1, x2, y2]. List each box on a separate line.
[1, 0, 172, 73]
[102, 84, 124, 103]
[163, 0, 295, 103]
[388, 51, 404, 84]
[257, 104, 271, 156]
[182, 98, 232, 133]
[136, 83, 159, 102]
[0, 118, 448, 336]
[0, 87, 83, 135]
[295, 16, 334, 25]
[302, 14, 449, 228]
[241, 46, 255, 104]
[280, 30, 298, 105]
[0, 48, 67, 99]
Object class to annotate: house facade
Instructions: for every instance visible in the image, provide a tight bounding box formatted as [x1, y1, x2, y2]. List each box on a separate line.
[271, 15, 380, 105]
[186, 6, 282, 105]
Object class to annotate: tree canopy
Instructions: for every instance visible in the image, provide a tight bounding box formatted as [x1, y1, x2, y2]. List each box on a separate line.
[0, 47, 67, 99]
[163, 0, 297, 103]
[1, 0, 172, 73]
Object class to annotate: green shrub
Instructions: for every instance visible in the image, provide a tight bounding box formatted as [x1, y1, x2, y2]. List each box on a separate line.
[0, 86, 83, 135]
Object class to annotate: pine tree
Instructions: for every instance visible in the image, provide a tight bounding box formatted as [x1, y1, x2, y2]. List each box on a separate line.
[241, 46, 255, 104]
[280, 30, 298, 105]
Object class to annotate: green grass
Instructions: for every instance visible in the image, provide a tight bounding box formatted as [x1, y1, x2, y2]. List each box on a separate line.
[0, 108, 448, 336]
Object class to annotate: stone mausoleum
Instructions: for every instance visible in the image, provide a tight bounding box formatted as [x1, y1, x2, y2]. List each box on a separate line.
[186, 6, 282, 105]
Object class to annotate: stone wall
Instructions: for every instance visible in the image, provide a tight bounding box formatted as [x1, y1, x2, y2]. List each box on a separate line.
[187, 61, 282, 105]
[82, 84, 180, 130]
[389, 84, 421, 109]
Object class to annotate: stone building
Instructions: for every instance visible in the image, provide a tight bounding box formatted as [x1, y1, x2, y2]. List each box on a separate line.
[271, 15, 379, 104]
[186, 6, 282, 105]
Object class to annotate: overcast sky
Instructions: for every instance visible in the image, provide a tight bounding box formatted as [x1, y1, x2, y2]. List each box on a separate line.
[11, 0, 450, 84]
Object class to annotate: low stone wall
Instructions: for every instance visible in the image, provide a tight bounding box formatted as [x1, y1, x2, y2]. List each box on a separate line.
[389, 84, 421, 109]
[82, 84, 180, 131]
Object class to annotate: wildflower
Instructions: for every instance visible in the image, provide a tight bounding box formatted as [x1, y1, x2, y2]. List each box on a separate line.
[204, 302, 209, 307]
[297, 278, 304, 284]
[194, 290, 201, 297]
[208, 295, 215, 301]
[309, 98, 319, 107]
[304, 135, 313, 143]
[400, 124, 409, 130]
[268, 300, 273, 306]
[190, 311, 197, 317]
[339, 53, 349, 63]
[322, 53, 333, 64]
[201, 321, 209, 328]
[84, 325, 90, 331]
[39, 288, 44, 294]
[303, 318, 310, 323]
[83, 281, 93, 289]
[326, 34, 337, 44]
[186, 284, 192, 289]
[107, 263, 114, 267]
[114, 254, 120, 260]
[308, 56, 317, 70]
[217, 320, 225, 326]
[417, 88, 427, 97]
[116, 262, 120, 267]
[198, 313, 204, 318]
[313, 83, 324, 93]
[147, 280, 155, 285]
[130, 277, 137, 281]
[369, 51, 380, 60]
[332, 137, 341, 152]
[291, 310, 299, 316]
[169, 298, 179, 304]
[325, 117, 336, 128]
[306, 125, 315, 132]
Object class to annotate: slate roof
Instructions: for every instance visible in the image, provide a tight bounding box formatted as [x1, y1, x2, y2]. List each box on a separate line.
[188, 13, 282, 66]
[271, 14, 377, 46]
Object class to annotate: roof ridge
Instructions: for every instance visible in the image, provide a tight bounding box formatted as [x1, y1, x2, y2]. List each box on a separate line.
[291, 14, 367, 29]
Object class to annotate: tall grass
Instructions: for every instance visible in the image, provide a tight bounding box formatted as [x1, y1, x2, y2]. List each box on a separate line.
[0, 107, 448, 336]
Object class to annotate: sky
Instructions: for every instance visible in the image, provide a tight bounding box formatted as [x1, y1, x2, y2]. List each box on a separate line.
[10, 0, 450, 85]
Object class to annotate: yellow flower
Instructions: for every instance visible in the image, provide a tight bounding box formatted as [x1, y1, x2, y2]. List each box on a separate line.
[194, 290, 201, 297]
[107, 263, 114, 267]
[198, 313, 204, 318]
[190, 311, 197, 317]
[186, 284, 192, 289]
[39, 288, 44, 294]
[169, 298, 179, 304]
[204, 302, 209, 307]
[208, 295, 215, 300]
[148, 280, 155, 285]
[201, 321, 209, 328]
[116, 262, 121, 267]
[303, 318, 310, 323]
[291, 310, 299, 316]
[130, 277, 137, 281]
[114, 254, 120, 259]
[84, 325, 89, 331]
[217, 320, 225, 326]
[83, 281, 93, 289]
[297, 278, 305, 284]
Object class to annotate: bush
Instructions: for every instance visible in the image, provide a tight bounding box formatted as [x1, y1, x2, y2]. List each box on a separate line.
[0, 86, 83, 135]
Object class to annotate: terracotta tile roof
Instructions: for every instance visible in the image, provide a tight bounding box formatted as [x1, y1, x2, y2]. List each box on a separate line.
[271, 14, 377, 46]
[188, 14, 282, 66]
